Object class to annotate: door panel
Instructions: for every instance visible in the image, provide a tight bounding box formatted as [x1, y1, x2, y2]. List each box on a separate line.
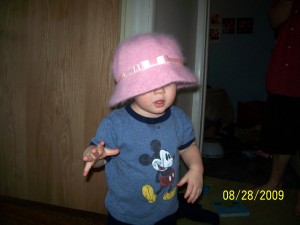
[0, 0, 120, 213]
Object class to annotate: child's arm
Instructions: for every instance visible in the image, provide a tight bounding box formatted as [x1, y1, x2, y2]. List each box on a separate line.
[178, 142, 204, 203]
[82, 141, 119, 176]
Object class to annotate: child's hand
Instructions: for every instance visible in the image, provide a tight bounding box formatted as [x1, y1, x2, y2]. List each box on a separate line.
[82, 141, 119, 176]
[177, 168, 203, 203]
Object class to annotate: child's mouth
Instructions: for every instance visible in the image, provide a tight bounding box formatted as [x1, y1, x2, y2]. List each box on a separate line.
[154, 100, 165, 108]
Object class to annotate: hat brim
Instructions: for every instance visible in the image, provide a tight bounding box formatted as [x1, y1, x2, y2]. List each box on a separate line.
[109, 63, 198, 107]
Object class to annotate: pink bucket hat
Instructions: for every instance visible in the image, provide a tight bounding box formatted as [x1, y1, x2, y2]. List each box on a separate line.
[109, 33, 198, 107]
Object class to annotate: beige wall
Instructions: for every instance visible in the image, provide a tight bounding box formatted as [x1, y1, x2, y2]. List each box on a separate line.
[0, 0, 120, 214]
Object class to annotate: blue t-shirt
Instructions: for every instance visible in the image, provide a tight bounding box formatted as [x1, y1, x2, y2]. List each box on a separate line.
[91, 105, 195, 225]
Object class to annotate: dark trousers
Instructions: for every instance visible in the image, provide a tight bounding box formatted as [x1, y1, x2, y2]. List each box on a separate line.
[108, 212, 177, 225]
[107, 193, 219, 225]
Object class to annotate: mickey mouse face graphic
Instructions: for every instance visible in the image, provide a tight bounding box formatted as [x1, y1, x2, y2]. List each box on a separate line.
[139, 139, 174, 170]
[152, 148, 173, 171]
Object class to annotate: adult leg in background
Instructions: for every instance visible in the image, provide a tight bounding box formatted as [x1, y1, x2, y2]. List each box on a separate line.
[264, 154, 292, 190]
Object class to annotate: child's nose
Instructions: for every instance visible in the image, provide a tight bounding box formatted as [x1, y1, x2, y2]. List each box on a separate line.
[154, 87, 165, 94]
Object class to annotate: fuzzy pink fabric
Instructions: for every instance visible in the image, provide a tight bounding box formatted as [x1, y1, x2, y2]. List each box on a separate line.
[109, 33, 198, 107]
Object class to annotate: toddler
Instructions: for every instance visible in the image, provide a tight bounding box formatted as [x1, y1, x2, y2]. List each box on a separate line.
[83, 33, 204, 225]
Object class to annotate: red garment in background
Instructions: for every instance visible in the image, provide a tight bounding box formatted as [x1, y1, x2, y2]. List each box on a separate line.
[265, 0, 300, 97]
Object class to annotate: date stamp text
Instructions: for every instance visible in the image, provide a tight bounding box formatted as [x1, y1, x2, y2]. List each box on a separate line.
[222, 190, 284, 201]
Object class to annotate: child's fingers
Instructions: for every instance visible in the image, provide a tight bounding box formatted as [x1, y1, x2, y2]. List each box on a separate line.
[177, 175, 202, 203]
[186, 187, 202, 203]
[82, 144, 120, 177]
[83, 162, 93, 176]
[105, 149, 120, 156]
[177, 176, 187, 187]
[96, 141, 105, 150]
[184, 184, 193, 202]
[83, 150, 97, 162]
[91, 148, 100, 158]
[83, 155, 89, 161]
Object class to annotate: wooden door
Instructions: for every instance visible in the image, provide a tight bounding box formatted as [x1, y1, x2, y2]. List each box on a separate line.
[0, 0, 120, 214]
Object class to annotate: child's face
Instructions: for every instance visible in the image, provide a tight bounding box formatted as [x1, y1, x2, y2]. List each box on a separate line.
[131, 83, 177, 118]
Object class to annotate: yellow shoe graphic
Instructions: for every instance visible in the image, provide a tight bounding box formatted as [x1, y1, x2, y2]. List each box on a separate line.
[163, 187, 177, 200]
[142, 185, 157, 203]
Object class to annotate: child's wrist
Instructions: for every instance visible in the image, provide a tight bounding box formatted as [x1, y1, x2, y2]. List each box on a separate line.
[189, 166, 204, 174]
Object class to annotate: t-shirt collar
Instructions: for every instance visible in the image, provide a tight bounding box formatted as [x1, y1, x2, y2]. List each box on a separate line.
[125, 104, 171, 124]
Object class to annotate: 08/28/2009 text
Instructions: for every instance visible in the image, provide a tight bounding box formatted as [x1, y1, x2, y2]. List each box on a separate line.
[222, 190, 284, 201]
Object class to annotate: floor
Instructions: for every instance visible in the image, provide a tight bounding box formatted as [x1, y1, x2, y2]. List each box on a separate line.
[0, 195, 108, 225]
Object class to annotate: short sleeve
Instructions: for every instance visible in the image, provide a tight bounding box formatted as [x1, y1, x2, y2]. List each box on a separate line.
[172, 107, 196, 150]
[90, 117, 118, 149]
